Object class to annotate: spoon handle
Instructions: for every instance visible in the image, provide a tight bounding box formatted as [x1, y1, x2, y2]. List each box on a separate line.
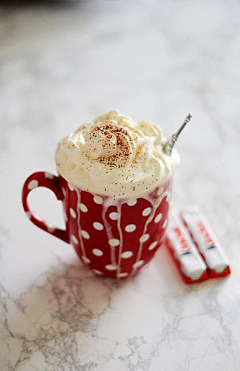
[163, 112, 192, 156]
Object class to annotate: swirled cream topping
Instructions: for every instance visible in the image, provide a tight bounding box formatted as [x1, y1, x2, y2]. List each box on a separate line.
[55, 111, 180, 198]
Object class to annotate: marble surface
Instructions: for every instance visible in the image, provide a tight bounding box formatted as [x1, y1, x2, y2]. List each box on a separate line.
[1, 1, 240, 370]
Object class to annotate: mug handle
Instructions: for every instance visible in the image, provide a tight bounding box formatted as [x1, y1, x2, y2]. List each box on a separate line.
[22, 171, 69, 243]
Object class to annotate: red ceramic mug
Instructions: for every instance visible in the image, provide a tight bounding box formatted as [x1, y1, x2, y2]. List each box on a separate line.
[22, 172, 172, 279]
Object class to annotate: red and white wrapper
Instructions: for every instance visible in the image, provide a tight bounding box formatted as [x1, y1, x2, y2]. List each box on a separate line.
[166, 211, 208, 283]
[181, 206, 230, 278]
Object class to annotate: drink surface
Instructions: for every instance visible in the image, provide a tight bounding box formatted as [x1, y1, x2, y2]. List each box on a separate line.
[55, 111, 180, 198]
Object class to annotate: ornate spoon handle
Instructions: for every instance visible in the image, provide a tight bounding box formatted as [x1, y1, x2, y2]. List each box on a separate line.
[163, 112, 192, 156]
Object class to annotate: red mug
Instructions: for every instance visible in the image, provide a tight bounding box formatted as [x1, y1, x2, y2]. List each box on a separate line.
[22, 172, 172, 279]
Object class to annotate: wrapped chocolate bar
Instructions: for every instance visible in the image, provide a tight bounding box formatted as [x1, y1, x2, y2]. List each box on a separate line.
[181, 206, 230, 278]
[166, 211, 208, 283]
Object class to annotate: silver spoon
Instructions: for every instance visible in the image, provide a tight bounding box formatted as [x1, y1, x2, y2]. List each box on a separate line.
[163, 112, 192, 156]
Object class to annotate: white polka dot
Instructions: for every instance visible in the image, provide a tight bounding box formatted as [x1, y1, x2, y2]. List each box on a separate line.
[28, 180, 38, 190]
[78, 203, 88, 212]
[68, 183, 75, 191]
[47, 225, 55, 233]
[34, 214, 42, 221]
[70, 208, 76, 218]
[93, 222, 104, 231]
[71, 235, 78, 244]
[148, 241, 158, 251]
[81, 230, 90, 239]
[82, 256, 90, 264]
[45, 172, 54, 179]
[109, 239, 120, 246]
[62, 187, 66, 197]
[125, 224, 136, 233]
[154, 213, 162, 223]
[93, 269, 103, 276]
[127, 199, 137, 206]
[105, 264, 117, 271]
[139, 234, 150, 243]
[133, 260, 144, 269]
[163, 219, 168, 229]
[121, 251, 133, 259]
[93, 196, 103, 204]
[117, 272, 129, 278]
[92, 248, 103, 256]
[25, 211, 31, 219]
[142, 207, 152, 216]
[109, 212, 119, 220]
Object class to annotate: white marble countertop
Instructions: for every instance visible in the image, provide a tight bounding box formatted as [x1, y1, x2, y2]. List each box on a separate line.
[1, 1, 240, 370]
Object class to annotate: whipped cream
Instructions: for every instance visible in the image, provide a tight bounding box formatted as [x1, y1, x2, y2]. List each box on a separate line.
[55, 111, 180, 198]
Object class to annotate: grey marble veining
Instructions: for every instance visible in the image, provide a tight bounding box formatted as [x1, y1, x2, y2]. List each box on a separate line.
[1, 1, 240, 370]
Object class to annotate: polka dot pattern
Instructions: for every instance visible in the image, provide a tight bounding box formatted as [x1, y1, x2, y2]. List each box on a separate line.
[109, 212, 119, 220]
[34, 214, 42, 222]
[163, 219, 168, 228]
[148, 241, 157, 251]
[71, 235, 78, 244]
[125, 224, 136, 233]
[139, 234, 150, 243]
[121, 251, 133, 258]
[133, 261, 144, 269]
[92, 248, 103, 256]
[25, 211, 31, 219]
[28, 180, 38, 190]
[93, 222, 104, 231]
[47, 225, 55, 233]
[68, 183, 75, 191]
[109, 239, 120, 246]
[117, 272, 128, 278]
[70, 208, 76, 218]
[127, 199, 137, 206]
[45, 172, 54, 179]
[93, 269, 103, 276]
[105, 264, 117, 271]
[52, 175, 172, 279]
[81, 230, 90, 239]
[79, 203, 88, 212]
[142, 207, 152, 216]
[82, 256, 90, 264]
[154, 213, 162, 223]
[93, 196, 103, 204]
